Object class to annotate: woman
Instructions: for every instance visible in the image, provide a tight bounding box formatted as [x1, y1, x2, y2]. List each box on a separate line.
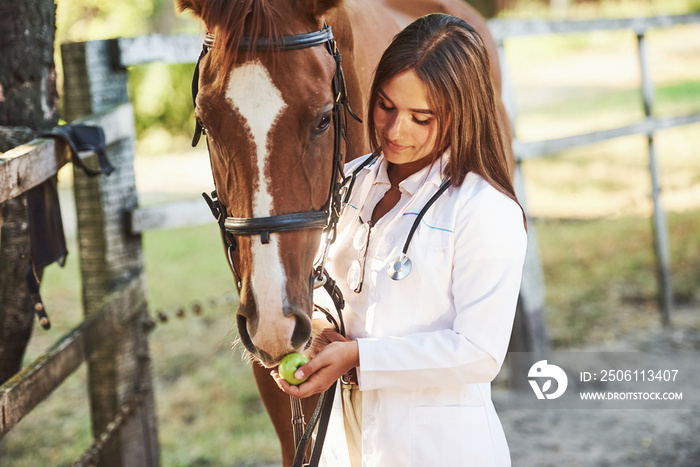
[272, 13, 527, 467]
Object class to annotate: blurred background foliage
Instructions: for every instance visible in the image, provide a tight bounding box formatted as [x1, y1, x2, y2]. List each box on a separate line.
[56, 0, 201, 154]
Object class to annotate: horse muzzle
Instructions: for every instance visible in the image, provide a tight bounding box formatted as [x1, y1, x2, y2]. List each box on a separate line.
[236, 301, 313, 367]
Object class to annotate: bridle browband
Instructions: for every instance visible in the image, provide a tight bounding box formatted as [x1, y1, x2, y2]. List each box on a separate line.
[190, 24, 362, 467]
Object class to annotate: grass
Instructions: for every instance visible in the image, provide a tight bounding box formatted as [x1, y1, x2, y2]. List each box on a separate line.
[535, 211, 700, 347]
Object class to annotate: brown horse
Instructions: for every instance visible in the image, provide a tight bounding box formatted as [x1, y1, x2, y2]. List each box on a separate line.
[178, 0, 509, 464]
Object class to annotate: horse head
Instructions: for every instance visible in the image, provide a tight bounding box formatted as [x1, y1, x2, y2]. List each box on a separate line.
[179, 0, 364, 367]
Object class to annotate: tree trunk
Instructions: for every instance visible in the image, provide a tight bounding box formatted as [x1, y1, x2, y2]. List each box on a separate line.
[0, 0, 59, 384]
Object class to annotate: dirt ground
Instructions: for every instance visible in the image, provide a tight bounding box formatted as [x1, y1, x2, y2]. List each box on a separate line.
[495, 306, 700, 467]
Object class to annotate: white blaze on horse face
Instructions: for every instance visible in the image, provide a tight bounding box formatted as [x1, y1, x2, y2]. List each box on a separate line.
[226, 60, 294, 356]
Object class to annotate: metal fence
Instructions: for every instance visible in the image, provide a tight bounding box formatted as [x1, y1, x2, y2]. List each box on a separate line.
[492, 13, 700, 326]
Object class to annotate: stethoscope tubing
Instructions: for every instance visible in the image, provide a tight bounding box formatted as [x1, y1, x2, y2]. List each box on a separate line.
[400, 179, 452, 256]
[345, 154, 452, 282]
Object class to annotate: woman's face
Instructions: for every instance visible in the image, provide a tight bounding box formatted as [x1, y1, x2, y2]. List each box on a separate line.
[373, 69, 441, 165]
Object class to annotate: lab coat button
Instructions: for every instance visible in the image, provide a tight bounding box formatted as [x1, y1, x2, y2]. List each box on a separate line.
[368, 416, 376, 425]
[370, 291, 378, 301]
[386, 234, 395, 244]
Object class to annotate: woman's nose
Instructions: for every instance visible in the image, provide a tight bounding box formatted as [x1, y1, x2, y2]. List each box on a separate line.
[386, 113, 406, 140]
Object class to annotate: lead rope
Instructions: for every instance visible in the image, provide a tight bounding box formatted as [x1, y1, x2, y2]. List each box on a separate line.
[290, 270, 346, 466]
[290, 157, 375, 465]
[291, 397, 307, 459]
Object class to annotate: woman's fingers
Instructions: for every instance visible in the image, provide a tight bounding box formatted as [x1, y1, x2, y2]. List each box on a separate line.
[293, 359, 315, 382]
[272, 341, 360, 398]
[270, 369, 304, 398]
[271, 369, 324, 399]
[308, 320, 350, 359]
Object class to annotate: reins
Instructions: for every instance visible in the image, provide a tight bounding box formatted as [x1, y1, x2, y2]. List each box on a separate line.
[191, 23, 361, 467]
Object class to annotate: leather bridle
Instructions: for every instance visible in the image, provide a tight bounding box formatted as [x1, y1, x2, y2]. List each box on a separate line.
[193, 25, 360, 290]
[190, 24, 361, 467]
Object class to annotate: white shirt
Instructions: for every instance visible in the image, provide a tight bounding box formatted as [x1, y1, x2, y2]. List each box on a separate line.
[317, 152, 527, 467]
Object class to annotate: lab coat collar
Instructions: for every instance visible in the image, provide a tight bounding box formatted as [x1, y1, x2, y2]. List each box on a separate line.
[369, 149, 450, 196]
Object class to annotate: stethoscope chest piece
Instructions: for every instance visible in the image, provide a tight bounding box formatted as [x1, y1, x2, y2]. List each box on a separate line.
[387, 254, 412, 281]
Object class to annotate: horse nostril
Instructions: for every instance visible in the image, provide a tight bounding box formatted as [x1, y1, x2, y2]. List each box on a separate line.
[237, 303, 258, 338]
[236, 314, 257, 354]
[289, 309, 312, 350]
[237, 301, 254, 319]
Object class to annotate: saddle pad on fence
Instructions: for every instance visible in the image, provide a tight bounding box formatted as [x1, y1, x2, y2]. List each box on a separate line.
[24, 123, 113, 329]
[41, 123, 114, 177]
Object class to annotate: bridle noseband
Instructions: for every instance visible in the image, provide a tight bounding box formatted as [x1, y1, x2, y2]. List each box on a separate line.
[192, 24, 361, 290]
[191, 24, 362, 467]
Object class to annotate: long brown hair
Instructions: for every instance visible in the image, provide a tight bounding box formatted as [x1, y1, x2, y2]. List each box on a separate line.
[367, 13, 520, 211]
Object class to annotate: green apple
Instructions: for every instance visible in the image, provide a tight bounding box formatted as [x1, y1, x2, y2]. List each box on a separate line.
[278, 352, 309, 385]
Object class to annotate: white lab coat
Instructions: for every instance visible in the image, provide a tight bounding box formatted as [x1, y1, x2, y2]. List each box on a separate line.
[316, 152, 527, 467]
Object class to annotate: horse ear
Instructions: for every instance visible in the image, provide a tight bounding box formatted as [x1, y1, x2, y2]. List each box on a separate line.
[297, 0, 343, 18]
[177, 0, 203, 18]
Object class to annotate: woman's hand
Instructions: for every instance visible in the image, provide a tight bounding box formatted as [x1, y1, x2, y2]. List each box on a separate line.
[271, 340, 359, 399]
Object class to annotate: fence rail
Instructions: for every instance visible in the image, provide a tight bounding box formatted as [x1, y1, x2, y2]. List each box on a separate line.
[0, 277, 145, 435]
[489, 12, 700, 40]
[1, 36, 160, 465]
[117, 34, 201, 66]
[0, 103, 133, 204]
[513, 113, 700, 160]
[494, 12, 700, 325]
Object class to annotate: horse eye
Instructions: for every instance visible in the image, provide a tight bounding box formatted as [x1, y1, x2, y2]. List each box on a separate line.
[315, 114, 331, 135]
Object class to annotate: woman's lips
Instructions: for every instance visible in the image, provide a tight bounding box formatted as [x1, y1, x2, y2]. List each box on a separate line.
[383, 137, 410, 152]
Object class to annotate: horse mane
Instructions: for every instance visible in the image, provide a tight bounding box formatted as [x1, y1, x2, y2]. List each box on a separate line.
[190, 0, 283, 89]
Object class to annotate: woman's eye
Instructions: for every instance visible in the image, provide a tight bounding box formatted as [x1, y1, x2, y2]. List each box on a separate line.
[378, 100, 394, 111]
[315, 114, 331, 135]
[413, 116, 431, 126]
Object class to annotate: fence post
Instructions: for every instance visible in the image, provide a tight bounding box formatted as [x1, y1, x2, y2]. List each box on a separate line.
[61, 39, 160, 465]
[636, 31, 673, 326]
[498, 42, 551, 388]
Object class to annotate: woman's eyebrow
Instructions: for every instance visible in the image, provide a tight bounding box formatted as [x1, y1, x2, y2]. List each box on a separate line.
[378, 89, 434, 115]
[378, 89, 394, 105]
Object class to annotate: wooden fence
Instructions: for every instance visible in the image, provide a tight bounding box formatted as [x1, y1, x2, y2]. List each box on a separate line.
[0, 40, 160, 465]
[491, 12, 700, 326]
[0, 11, 697, 466]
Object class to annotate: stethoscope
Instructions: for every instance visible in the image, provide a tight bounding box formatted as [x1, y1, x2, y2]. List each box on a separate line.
[346, 172, 452, 291]
[385, 179, 452, 281]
